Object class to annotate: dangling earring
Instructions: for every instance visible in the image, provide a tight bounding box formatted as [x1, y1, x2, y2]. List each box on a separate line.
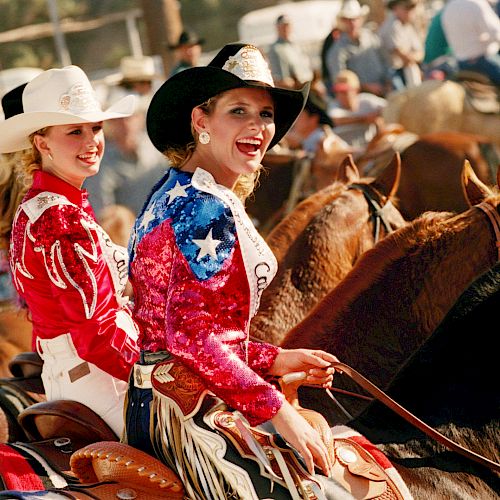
[199, 131, 210, 145]
[48, 153, 53, 161]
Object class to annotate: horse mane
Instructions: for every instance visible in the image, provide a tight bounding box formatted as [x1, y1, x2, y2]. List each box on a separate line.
[281, 210, 452, 347]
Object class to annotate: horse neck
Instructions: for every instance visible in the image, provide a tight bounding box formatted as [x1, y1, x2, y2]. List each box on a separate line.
[281, 206, 499, 385]
[353, 262, 500, 435]
[266, 182, 346, 263]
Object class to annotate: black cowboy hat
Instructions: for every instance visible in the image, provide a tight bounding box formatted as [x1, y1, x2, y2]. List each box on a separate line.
[305, 90, 334, 128]
[147, 43, 310, 153]
[1, 83, 27, 119]
[168, 30, 205, 50]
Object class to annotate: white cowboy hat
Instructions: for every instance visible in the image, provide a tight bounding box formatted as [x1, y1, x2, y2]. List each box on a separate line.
[338, 0, 370, 18]
[0, 65, 135, 153]
[105, 56, 161, 86]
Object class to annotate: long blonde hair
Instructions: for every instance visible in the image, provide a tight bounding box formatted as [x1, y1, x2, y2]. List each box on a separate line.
[163, 95, 263, 203]
[0, 129, 46, 250]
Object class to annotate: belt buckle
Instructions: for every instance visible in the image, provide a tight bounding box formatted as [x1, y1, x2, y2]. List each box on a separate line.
[135, 365, 143, 387]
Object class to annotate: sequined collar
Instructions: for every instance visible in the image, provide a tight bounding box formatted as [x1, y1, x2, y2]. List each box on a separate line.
[31, 170, 89, 207]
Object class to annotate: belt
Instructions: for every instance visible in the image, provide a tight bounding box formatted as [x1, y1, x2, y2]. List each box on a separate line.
[133, 364, 155, 389]
[140, 350, 172, 365]
[134, 351, 172, 389]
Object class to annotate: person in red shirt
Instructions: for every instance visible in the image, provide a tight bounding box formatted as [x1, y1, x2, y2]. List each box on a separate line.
[0, 66, 140, 437]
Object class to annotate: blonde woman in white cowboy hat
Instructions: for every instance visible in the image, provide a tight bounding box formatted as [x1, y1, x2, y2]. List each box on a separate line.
[123, 43, 364, 499]
[0, 66, 140, 437]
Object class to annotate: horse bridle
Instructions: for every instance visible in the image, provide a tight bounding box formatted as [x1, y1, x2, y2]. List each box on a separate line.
[476, 201, 500, 261]
[348, 183, 396, 243]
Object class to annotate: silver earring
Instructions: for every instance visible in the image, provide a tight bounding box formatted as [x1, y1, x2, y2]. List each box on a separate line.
[199, 131, 210, 145]
[48, 153, 53, 161]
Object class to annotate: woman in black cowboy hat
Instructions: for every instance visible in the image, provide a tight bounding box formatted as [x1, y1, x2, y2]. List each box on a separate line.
[123, 43, 361, 499]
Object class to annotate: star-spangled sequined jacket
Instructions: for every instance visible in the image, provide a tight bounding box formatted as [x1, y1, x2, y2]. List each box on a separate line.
[9, 170, 139, 382]
[128, 167, 285, 426]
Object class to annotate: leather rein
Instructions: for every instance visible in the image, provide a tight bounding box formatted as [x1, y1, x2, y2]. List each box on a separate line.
[290, 362, 500, 474]
[348, 183, 396, 243]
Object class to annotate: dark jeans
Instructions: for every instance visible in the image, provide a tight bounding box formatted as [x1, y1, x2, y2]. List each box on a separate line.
[458, 53, 500, 86]
[124, 350, 170, 458]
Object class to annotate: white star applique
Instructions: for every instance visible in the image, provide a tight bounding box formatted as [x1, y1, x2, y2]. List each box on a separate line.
[192, 229, 222, 261]
[166, 181, 189, 205]
[139, 205, 156, 231]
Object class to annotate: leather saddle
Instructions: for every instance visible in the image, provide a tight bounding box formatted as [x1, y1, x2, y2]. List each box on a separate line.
[8, 351, 43, 379]
[17, 399, 118, 447]
[455, 70, 499, 114]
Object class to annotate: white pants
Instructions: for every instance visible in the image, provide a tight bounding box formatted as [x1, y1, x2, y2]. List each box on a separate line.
[36, 333, 127, 437]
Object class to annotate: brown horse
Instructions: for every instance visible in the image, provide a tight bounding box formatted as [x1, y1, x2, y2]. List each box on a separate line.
[250, 154, 407, 346]
[281, 162, 500, 422]
[359, 127, 497, 220]
[351, 261, 500, 498]
[0, 304, 32, 378]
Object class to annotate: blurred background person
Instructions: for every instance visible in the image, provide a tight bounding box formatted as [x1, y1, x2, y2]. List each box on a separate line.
[422, 4, 458, 80]
[168, 29, 205, 77]
[267, 14, 314, 88]
[285, 90, 340, 155]
[109, 55, 160, 100]
[325, 0, 389, 97]
[327, 69, 387, 151]
[379, 0, 424, 90]
[441, 0, 500, 85]
[321, 24, 345, 97]
[84, 95, 167, 217]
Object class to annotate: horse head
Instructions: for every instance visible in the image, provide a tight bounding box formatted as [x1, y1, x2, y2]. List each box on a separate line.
[250, 154, 406, 346]
[281, 160, 500, 422]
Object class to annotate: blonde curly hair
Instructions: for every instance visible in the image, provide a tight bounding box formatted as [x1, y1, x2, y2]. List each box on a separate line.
[0, 130, 46, 250]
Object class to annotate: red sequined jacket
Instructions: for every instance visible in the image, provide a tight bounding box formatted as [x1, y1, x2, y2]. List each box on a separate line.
[9, 170, 139, 381]
[128, 167, 285, 425]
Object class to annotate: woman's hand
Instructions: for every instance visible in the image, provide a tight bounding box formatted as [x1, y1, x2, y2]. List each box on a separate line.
[270, 348, 338, 388]
[271, 399, 332, 476]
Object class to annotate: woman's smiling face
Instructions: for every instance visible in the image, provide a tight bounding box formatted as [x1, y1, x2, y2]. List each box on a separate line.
[34, 121, 105, 188]
[194, 87, 276, 188]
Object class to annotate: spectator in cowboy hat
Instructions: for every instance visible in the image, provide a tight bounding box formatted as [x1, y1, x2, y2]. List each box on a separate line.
[327, 69, 387, 150]
[168, 29, 205, 77]
[285, 89, 344, 155]
[325, 0, 389, 96]
[110, 55, 160, 97]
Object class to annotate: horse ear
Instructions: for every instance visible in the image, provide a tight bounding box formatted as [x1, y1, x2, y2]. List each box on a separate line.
[462, 160, 491, 206]
[371, 152, 401, 198]
[337, 154, 360, 183]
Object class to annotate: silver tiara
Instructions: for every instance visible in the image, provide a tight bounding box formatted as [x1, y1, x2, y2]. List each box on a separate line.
[222, 46, 274, 87]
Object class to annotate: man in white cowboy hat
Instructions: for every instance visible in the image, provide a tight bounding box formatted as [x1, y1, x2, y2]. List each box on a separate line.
[325, 0, 390, 97]
[106, 55, 160, 99]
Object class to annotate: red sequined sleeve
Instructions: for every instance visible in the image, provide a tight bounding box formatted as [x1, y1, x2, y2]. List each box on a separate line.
[33, 205, 139, 381]
[165, 243, 284, 426]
